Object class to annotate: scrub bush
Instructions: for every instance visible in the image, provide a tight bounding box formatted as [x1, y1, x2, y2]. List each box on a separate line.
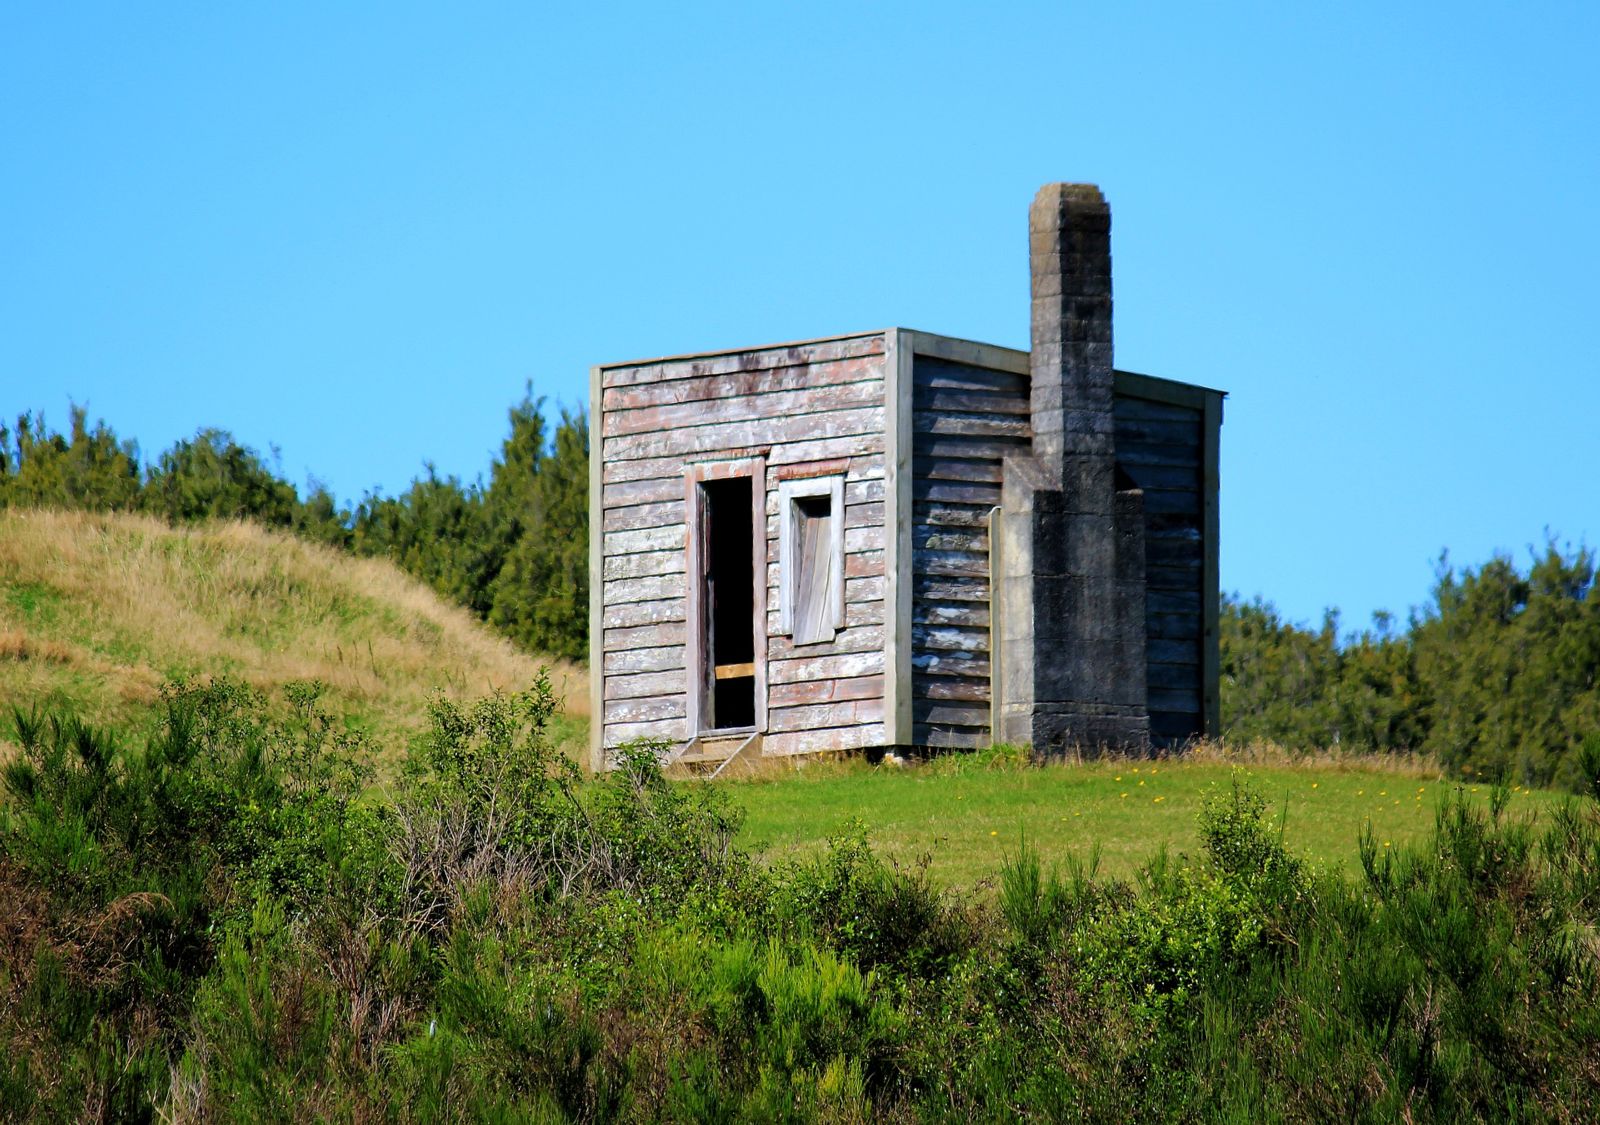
[773, 824, 969, 981]
[4, 685, 1600, 1121]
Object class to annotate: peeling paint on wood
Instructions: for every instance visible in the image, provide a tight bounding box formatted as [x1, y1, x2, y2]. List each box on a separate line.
[768, 650, 885, 684]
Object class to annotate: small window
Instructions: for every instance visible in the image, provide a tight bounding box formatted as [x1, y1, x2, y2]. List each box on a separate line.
[778, 476, 845, 645]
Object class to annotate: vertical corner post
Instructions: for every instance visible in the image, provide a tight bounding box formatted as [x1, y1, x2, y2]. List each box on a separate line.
[587, 365, 606, 773]
[882, 329, 915, 750]
[1201, 393, 1222, 739]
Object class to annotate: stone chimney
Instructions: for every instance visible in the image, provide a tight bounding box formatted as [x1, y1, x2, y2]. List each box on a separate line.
[997, 183, 1148, 754]
[1028, 183, 1114, 479]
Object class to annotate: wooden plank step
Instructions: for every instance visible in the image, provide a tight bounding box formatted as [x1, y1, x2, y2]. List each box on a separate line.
[666, 731, 764, 779]
[676, 732, 754, 764]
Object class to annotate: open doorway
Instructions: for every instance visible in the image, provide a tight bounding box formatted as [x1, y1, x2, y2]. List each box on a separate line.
[698, 476, 756, 730]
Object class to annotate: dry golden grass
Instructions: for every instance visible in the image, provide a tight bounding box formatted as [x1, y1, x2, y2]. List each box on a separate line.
[1179, 736, 1440, 777]
[0, 509, 587, 762]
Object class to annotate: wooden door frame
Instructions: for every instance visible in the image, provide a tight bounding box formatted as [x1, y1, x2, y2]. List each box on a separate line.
[684, 456, 768, 737]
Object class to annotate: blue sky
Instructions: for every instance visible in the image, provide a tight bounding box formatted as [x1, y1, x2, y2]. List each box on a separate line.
[4, 1, 1596, 632]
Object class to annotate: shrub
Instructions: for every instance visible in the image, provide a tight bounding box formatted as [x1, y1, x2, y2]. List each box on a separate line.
[1197, 772, 1312, 922]
[998, 834, 1100, 954]
[390, 678, 752, 936]
[641, 925, 904, 1122]
[774, 823, 968, 980]
[6, 687, 1600, 1120]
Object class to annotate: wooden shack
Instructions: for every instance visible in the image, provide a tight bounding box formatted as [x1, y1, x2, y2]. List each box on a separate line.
[589, 184, 1224, 770]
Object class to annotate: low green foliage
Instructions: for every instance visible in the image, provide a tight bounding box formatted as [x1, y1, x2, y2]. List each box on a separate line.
[4, 683, 1600, 1120]
[771, 824, 969, 980]
[1074, 781, 1310, 1026]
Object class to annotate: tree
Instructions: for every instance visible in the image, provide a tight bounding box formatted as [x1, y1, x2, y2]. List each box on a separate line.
[486, 403, 588, 661]
[141, 429, 300, 526]
[0, 407, 141, 511]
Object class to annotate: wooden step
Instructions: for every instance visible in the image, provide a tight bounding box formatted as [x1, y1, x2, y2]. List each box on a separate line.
[667, 730, 762, 777]
[676, 733, 752, 764]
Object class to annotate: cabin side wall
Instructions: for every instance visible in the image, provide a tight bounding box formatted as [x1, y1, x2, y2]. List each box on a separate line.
[901, 336, 1223, 753]
[907, 346, 1033, 749]
[594, 335, 891, 763]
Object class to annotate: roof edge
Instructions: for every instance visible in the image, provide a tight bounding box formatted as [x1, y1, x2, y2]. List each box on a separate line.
[596, 329, 889, 372]
[596, 326, 1228, 399]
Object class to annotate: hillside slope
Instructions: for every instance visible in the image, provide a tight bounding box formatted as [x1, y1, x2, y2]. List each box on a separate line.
[0, 509, 587, 759]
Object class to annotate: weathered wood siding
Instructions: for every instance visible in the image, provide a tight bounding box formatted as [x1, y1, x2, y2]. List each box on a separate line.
[1112, 392, 1205, 743]
[908, 354, 1032, 748]
[597, 334, 890, 758]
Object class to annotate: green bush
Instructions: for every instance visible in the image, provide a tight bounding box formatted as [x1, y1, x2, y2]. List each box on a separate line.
[0, 678, 376, 1118]
[640, 925, 902, 1122]
[998, 834, 1100, 954]
[774, 823, 969, 981]
[5, 688, 1600, 1120]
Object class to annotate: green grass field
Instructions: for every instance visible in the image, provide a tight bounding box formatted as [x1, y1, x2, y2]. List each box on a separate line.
[726, 754, 1569, 888]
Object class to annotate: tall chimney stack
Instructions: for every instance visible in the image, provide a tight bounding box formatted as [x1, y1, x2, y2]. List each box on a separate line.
[998, 183, 1148, 754]
[1029, 183, 1115, 486]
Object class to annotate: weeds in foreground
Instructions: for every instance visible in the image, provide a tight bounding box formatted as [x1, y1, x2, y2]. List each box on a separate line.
[2, 681, 1598, 1120]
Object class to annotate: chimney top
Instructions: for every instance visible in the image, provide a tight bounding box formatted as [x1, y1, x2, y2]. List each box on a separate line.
[1027, 181, 1115, 483]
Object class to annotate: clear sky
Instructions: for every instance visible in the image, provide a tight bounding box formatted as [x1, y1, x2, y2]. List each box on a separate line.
[4, 1, 1596, 632]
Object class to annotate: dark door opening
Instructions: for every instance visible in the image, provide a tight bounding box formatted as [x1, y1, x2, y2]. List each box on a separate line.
[700, 476, 756, 730]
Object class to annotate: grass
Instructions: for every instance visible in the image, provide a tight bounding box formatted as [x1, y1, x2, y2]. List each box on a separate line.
[726, 747, 1570, 888]
[0, 508, 587, 766]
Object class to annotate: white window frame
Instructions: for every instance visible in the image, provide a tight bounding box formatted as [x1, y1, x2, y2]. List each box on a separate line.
[777, 475, 846, 645]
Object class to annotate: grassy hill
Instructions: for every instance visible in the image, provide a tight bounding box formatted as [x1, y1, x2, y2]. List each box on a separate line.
[0, 508, 587, 762]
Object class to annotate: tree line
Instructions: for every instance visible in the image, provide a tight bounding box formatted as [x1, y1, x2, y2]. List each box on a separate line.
[4, 398, 1596, 785]
[0, 397, 588, 662]
[1221, 543, 1600, 788]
